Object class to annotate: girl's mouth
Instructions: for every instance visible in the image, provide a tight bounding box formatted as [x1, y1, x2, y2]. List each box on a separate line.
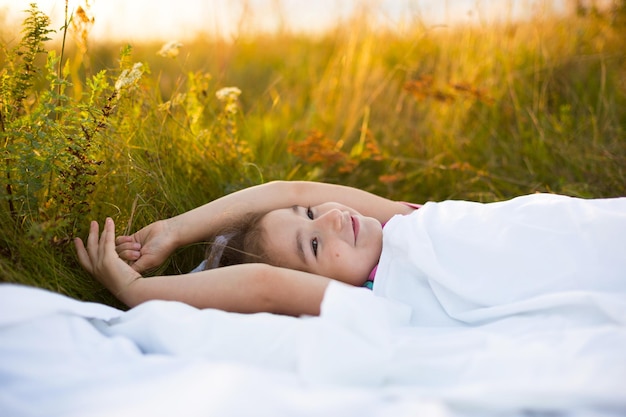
[351, 215, 359, 244]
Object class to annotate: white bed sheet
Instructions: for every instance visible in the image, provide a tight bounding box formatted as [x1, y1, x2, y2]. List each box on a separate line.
[375, 194, 626, 327]
[1, 283, 625, 417]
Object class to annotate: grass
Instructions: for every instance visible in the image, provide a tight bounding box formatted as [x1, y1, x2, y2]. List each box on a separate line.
[0, 2, 624, 306]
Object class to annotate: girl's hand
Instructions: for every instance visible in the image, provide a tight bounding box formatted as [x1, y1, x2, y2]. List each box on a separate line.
[75, 218, 142, 298]
[115, 219, 176, 273]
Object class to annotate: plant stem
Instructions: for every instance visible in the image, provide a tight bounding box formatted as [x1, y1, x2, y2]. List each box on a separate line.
[0, 107, 16, 219]
[58, 0, 69, 105]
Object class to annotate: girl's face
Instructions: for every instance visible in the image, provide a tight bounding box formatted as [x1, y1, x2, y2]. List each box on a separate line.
[260, 202, 383, 286]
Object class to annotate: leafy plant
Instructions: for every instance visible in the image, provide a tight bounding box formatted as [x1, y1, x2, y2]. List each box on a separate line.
[0, 3, 113, 246]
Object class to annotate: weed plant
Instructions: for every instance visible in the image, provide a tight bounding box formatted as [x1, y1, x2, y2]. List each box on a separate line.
[0, 2, 624, 305]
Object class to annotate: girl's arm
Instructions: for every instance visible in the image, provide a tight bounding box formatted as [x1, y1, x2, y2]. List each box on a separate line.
[171, 180, 413, 243]
[120, 265, 329, 316]
[77, 218, 329, 315]
[117, 181, 416, 272]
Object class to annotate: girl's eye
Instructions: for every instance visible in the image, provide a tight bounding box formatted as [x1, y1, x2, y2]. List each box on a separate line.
[311, 238, 318, 257]
[306, 207, 314, 220]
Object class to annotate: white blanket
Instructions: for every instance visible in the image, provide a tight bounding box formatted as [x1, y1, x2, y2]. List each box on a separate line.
[1, 281, 625, 417]
[374, 194, 626, 326]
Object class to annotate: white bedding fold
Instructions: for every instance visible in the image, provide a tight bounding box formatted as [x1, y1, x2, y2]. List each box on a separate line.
[1, 283, 625, 416]
[373, 194, 626, 326]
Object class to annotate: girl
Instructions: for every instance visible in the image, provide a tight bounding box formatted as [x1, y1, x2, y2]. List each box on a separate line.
[75, 181, 626, 323]
[76, 181, 415, 316]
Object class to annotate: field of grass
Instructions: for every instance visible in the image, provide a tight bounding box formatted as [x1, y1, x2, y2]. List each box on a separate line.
[1, 2, 624, 306]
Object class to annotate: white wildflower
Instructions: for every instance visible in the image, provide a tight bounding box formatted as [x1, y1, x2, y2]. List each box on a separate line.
[158, 93, 186, 112]
[157, 41, 183, 58]
[225, 101, 238, 115]
[215, 87, 241, 102]
[115, 63, 144, 92]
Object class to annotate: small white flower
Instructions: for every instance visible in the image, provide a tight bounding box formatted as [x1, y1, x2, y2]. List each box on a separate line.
[115, 63, 144, 91]
[225, 101, 238, 115]
[158, 93, 186, 111]
[157, 41, 183, 58]
[216, 87, 241, 102]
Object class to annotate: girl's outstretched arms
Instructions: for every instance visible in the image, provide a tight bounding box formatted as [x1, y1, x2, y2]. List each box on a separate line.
[78, 218, 330, 315]
[116, 180, 416, 272]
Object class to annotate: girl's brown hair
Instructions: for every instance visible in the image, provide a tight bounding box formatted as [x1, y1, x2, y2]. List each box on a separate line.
[203, 211, 272, 270]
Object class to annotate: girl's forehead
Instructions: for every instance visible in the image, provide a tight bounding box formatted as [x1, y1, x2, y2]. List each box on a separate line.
[261, 207, 303, 238]
[260, 208, 309, 270]
[265, 206, 300, 222]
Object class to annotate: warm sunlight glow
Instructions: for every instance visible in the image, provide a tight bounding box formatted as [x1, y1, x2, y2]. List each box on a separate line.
[1, 0, 609, 43]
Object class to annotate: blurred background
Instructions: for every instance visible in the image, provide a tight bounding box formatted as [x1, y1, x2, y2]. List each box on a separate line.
[2, 0, 616, 41]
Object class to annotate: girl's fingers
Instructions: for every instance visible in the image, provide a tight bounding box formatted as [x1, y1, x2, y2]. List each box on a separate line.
[86, 220, 100, 261]
[77, 218, 125, 277]
[102, 217, 115, 251]
[97, 218, 116, 262]
[115, 235, 133, 246]
[74, 237, 93, 274]
[98, 218, 109, 256]
[115, 234, 141, 261]
[118, 249, 141, 261]
[116, 242, 141, 252]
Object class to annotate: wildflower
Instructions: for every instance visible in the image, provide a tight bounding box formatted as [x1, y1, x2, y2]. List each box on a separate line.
[157, 41, 183, 58]
[215, 87, 241, 102]
[379, 173, 405, 184]
[157, 93, 186, 112]
[115, 63, 144, 92]
[224, 101, 238, 115]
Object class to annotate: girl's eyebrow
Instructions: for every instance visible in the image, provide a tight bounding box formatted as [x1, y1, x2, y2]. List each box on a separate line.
[292, 206, 306, 264]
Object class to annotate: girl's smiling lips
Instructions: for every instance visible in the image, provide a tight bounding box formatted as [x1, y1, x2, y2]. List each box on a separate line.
[351, 215, 359, 244]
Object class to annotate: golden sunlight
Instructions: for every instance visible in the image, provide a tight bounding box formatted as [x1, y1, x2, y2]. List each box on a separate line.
[1, 0, 610, 42]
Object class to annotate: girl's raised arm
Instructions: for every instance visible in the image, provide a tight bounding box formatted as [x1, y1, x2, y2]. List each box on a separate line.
[284, 181, 416, 223]
[117, 181, 415, 272]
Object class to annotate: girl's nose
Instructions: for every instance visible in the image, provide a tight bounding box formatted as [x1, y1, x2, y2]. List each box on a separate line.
[315, 208, 343, 232]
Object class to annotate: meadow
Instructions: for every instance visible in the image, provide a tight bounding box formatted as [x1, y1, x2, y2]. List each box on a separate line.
[1, 2, 624, 306]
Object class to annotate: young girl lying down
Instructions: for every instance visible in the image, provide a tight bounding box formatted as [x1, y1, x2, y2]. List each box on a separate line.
[75, 181, 626, 323]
